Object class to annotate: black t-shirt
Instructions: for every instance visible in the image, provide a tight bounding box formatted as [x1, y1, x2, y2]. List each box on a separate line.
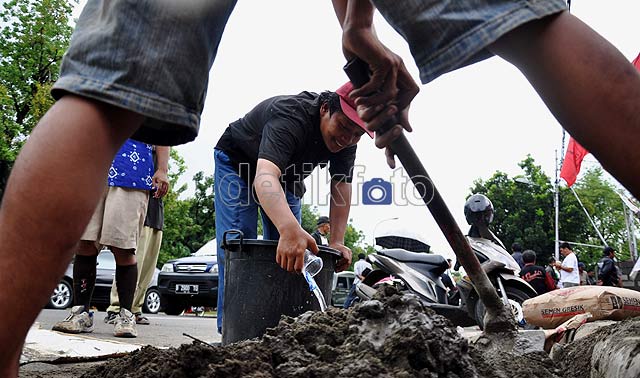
[215, 91, 356, 198]
[144, 196, 163, 230]
[519, 264, 549, 295]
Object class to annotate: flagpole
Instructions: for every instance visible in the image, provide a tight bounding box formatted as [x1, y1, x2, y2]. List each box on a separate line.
[554, 149, 560, 261]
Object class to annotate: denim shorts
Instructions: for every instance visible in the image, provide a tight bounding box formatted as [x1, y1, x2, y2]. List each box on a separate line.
[372, 0, 568, 84]
[51, 0, 237, 146]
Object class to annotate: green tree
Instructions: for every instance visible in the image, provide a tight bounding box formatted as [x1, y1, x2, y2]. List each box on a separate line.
[159, 150, 198, 265]
[186, 171, 215, 252]
[570, 168, 632, 266]
[0, 0, 76, 199]
[301, 204, 319, 233]
[469, 156, 634, 268]
[160, 158, 219, 266]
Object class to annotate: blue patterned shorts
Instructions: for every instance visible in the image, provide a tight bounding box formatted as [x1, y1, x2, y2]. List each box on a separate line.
[372, 0, 568, 84]
[52, 0, 237, 146]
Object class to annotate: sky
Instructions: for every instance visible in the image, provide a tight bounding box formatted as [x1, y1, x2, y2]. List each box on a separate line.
[73, 1, 640, 260]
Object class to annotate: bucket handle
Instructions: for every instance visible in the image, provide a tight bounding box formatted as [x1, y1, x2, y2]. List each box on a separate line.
[222, 229, 244, 252]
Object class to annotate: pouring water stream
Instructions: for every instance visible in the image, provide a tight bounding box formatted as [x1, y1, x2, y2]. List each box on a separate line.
[303, 250, 327, 312]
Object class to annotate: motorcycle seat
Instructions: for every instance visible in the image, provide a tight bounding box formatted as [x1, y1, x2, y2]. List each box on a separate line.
[378, 248, 448, 268]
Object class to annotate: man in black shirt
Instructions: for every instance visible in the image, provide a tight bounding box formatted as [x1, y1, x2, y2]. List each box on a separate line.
[213, 82, 372, 332]
[519, 250, 554, 296]
[597, 246, 620, 287]
[311, 216, 330, 246]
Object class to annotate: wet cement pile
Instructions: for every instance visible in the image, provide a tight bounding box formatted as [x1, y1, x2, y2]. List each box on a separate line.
[81, 286, 637, 378]
[84, 286, 477, 377]
[551, 318, 640, 378]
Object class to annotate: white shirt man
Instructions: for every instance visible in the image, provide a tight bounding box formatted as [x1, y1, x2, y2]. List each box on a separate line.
[353, 255, 372, 286]
[555, 243, 580, 288]
[343, 253, 372, 309]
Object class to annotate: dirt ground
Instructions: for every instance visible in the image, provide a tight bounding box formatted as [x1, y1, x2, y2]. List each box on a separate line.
[19, 287, 640, 378]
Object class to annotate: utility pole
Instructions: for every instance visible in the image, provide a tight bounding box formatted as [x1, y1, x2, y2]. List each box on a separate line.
[554, 150, 560, 261]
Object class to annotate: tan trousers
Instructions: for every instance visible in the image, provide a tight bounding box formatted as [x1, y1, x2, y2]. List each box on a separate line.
[107, 225, 163, 314]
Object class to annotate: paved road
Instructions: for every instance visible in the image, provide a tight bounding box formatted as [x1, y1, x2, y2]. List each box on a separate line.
[20, 309, 222, 377]
[32, 308, 221, 347]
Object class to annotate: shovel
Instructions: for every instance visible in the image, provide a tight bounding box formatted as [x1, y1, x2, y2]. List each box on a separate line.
[344, 58, 513, 334]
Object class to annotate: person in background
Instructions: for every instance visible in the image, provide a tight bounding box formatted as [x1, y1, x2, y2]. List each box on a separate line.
[553, 242, 580, 288]
[597, 246, 621, 287]
[546, 256, 560, 287]
[519, 250, 555, 295]
[440, 258, 457, 296]
[511, 242, 525, 270]
[578, 262, 592, 286]
[343, 253, 372, 309]
[52, 142, 169, 338]
[311, 216, 331, 247]
[105, 154, 168, 325]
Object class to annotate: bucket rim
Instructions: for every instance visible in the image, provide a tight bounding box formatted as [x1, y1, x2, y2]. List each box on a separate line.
[223, 238, 342, 257]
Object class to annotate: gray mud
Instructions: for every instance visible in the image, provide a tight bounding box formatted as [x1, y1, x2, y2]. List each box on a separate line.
[77, 287, 640, 378]
[470, 346, 562, 378]
[83, 286, 477, 377]
[551, 318, 640, 378]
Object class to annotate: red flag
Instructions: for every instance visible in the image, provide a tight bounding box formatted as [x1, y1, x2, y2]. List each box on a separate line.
[633, 52, 640, 70]
[560, 138, 589, 187]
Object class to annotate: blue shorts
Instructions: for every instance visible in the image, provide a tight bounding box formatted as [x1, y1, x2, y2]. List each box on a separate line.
[51, 0, 237, 146]
[372, 0, 568, 84]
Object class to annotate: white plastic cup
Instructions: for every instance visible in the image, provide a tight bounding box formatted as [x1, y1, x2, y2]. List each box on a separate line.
[303, 249, 323, 277]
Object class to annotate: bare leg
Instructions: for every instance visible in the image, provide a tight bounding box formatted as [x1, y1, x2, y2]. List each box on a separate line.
[489, 11, 640, 198]
[0, 96, 143, 376]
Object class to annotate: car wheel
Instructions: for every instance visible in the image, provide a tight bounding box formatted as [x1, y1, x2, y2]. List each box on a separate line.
[48, 280, 73, 309]
[143, 288, 161, 314]
[163, 298, 187, 316]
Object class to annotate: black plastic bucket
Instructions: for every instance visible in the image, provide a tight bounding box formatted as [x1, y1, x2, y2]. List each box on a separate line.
[221, 230, 340, 345]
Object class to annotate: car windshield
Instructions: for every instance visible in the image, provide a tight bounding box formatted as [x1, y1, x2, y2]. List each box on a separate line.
[97, 250, 116, 270]
[194, 239, 217, 256]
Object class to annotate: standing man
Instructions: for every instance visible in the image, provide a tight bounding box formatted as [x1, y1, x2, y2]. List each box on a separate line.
[519, 250, 554, 295]
[546, 257, 560, 288]
[511, 242, 525, 270]
[578, 263, 593, 285]
[311, 216, 331, 246]
[214, 83, 369, 333]
[52, 141, 169, 338]
[553, 242, 580, 288]
[343, 253, 372, 309]
[105, 147, 169, 325]
[597, 246, 621, 287]
[440, 259, 457, 295]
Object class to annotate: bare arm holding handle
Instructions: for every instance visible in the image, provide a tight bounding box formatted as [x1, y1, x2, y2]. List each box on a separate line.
[332, 0, 419, 167]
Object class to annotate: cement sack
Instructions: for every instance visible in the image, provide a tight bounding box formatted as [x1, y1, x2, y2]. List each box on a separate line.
[523, 286, 640, 329]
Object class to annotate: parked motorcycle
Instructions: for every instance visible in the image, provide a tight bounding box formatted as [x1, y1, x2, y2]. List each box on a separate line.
[356, 194, 537, 328]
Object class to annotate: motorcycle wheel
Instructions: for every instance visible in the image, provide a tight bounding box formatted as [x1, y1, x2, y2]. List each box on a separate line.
[474, 286, 530, 330]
